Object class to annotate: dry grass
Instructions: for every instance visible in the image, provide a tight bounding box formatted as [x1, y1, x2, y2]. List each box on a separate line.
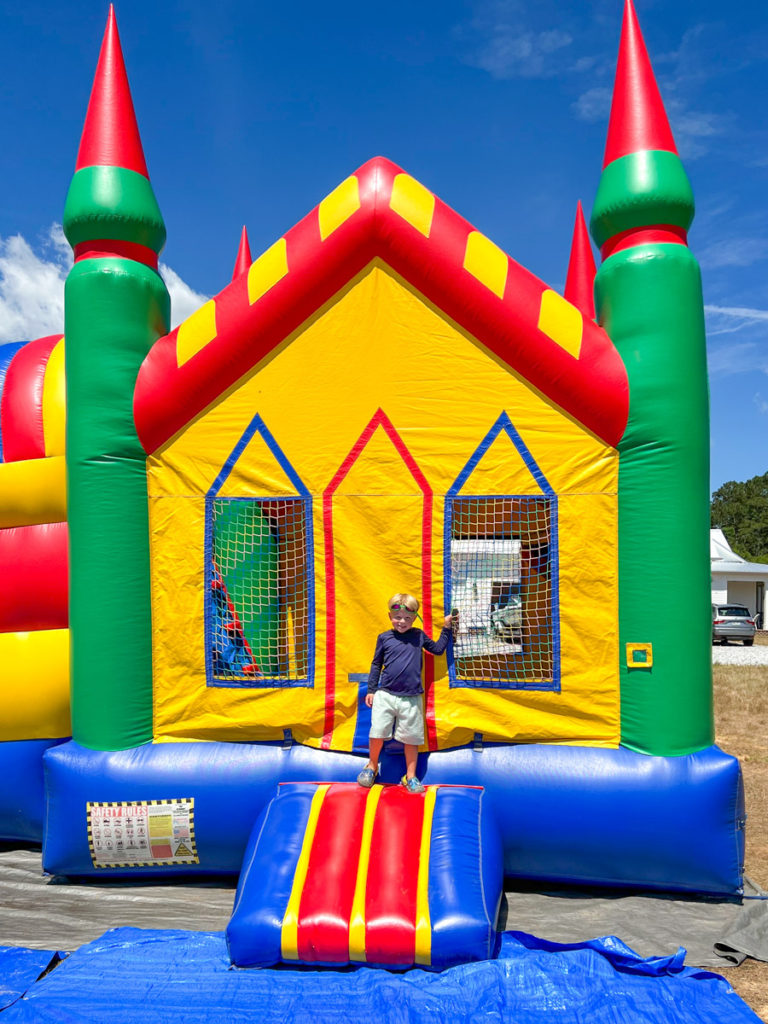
[714, 658, 768, 1019]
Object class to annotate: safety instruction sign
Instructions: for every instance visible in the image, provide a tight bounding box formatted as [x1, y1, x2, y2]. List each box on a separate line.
[87, 798, 198, 868]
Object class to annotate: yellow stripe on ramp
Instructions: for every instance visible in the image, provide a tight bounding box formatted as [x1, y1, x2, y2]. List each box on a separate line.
[414, 786, 437, 966]
[348, 785, 383, 962]
[280, 785, 330, 961]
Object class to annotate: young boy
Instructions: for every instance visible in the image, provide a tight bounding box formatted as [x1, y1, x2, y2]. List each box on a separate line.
[357, 593, 453, 794]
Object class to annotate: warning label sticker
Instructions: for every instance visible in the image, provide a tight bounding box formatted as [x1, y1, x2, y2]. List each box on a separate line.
[87, 798, 198, 868]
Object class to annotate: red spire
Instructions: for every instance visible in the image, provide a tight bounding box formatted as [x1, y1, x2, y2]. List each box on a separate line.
[564, 202, 596, 319]
[232, 226, 252, 280]
[75, 6, 148, 176]
[602, 0, 677, 168]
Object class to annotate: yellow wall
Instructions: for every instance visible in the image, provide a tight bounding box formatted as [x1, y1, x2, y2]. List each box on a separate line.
[148, 263, 619, 750]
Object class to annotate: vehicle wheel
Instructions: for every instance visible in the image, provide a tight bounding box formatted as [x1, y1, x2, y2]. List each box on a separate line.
[744, 639, 754, 647]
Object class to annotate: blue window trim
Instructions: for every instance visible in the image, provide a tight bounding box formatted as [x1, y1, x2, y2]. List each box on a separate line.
[204, 413, 315, 689]
[444, 411, 560, 692]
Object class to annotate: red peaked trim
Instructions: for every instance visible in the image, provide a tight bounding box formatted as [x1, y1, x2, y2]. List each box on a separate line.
[321, 409, 433, 750]
[134, 158, 629, 453]
[75, 6, 148, 176]
[603, 0, 677, 167]
[232, 226, 252, 281]
[564, 201, 596, 319]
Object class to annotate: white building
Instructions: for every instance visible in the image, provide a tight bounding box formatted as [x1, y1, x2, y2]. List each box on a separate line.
[711, 528, 768, 626]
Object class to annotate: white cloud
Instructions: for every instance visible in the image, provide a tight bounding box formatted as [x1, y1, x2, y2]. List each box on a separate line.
[0, 227, 69, 343]
[704, 305, 768, 377]
[705, 303, 768, 330]
[572, 86, 611, 123]
[704, 303, 768, 382]
[160, 265, 210, 329]
[665, 100, 730, 161]
[0, 225, 208, 344]
[460, 1, 574, 80]
[469, 26, 573, 79]
[754, 393, 768, 416]
[698, 239, 768, 271]
[707, 340, 768, 375]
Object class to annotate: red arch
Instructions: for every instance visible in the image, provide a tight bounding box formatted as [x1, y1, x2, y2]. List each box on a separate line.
[321, 409, 435, 749]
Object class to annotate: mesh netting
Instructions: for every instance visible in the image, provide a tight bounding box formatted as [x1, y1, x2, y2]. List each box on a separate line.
[449, 496, 553, 686]
[209, 498, 310, 683]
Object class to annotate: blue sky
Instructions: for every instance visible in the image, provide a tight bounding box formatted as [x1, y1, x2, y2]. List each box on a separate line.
[0, 0, 765, 494]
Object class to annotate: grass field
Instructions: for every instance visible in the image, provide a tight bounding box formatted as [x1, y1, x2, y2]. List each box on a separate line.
[714, 652, 768, 1020]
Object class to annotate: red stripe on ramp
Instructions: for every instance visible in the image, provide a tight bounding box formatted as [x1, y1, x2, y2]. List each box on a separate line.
[296, 784, 369, 962]
[364, 786, 424, 965]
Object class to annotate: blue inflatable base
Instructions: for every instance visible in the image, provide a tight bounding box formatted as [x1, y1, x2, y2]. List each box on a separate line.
[0, 738, 67, 842]
[1, 927, 761, 1024]
[43, 739, 744, 895]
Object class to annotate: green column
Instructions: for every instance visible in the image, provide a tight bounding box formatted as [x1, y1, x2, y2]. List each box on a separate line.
[64, 163, 169, 750]
[592, 151, 713, 756]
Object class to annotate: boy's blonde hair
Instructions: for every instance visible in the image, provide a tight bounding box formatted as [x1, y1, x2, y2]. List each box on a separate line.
[388, 593, 420, 613]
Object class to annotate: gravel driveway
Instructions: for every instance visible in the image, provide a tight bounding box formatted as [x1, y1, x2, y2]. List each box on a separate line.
[712, 643, 768, 666]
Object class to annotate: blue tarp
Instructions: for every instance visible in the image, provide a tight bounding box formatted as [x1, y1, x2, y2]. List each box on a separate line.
[2, 928, 761, 1023]
[0, 946, 59, 1011]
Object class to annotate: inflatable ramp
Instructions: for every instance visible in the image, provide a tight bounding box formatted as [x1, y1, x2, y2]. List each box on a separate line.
[227, 782, 503, 969]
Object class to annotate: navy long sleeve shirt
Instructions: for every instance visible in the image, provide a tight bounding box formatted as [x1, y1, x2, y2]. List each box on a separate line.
[367, 627, 452, 696]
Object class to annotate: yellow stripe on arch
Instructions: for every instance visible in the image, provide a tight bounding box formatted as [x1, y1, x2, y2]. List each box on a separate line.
[318, 176, 361, 240]
[414, 786, 437, 966]
[348, 785, 383, 962]
[280, 784, 330, 961]
[176, 300, 218, 367]
[389, 174, 435, 237]
[42, 336, 66, 457]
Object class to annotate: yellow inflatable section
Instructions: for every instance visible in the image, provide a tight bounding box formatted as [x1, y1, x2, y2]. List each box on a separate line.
[148, 264, 619, 751]
[0, 335, 69, 743]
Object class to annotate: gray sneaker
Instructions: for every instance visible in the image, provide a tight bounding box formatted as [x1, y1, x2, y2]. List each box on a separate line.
[357, 766, 377, 788]
[400, 775, 425, 795]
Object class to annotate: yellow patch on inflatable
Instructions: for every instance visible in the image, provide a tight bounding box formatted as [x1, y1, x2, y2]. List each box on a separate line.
[389, 175, 435, 237]
[0, 456, 67, 528]
[176, 300, 217, 367]
[248, 239, 289, 306]
[0, 629, 70, 740]
[537, 289, 584, 359]
[463, 232, 508, 299]
[318, 176, 361, 241]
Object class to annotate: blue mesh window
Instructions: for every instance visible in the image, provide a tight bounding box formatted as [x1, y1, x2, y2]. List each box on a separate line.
[447, 496, 558, 689]
[206, 496, 312, 687]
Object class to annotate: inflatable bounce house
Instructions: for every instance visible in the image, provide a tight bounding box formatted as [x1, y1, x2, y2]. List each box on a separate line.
[0, 0, 745, 969]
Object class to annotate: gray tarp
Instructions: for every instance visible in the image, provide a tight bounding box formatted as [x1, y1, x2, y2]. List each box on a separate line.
[1, 846, 767, 969]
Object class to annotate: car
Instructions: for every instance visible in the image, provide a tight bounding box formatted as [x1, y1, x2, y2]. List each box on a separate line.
[712, 604, 756, 646]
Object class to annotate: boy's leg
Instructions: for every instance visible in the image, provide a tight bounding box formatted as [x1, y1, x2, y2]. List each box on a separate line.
[359, 692, 395, 785]
[391, 695, 424, 786]
[403, 743, 418, 780]
[367, 737, 384, 771]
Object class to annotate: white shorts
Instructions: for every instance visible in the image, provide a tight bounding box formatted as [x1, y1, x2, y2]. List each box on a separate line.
[370, 690, 424, 746]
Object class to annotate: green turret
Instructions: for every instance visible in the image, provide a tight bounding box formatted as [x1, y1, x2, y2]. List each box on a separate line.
[64, 6, 170, 750]
[591, 0, 712, 755]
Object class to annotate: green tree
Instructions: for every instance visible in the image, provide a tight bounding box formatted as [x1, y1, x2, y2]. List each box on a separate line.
[711, 472, 768, 562]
